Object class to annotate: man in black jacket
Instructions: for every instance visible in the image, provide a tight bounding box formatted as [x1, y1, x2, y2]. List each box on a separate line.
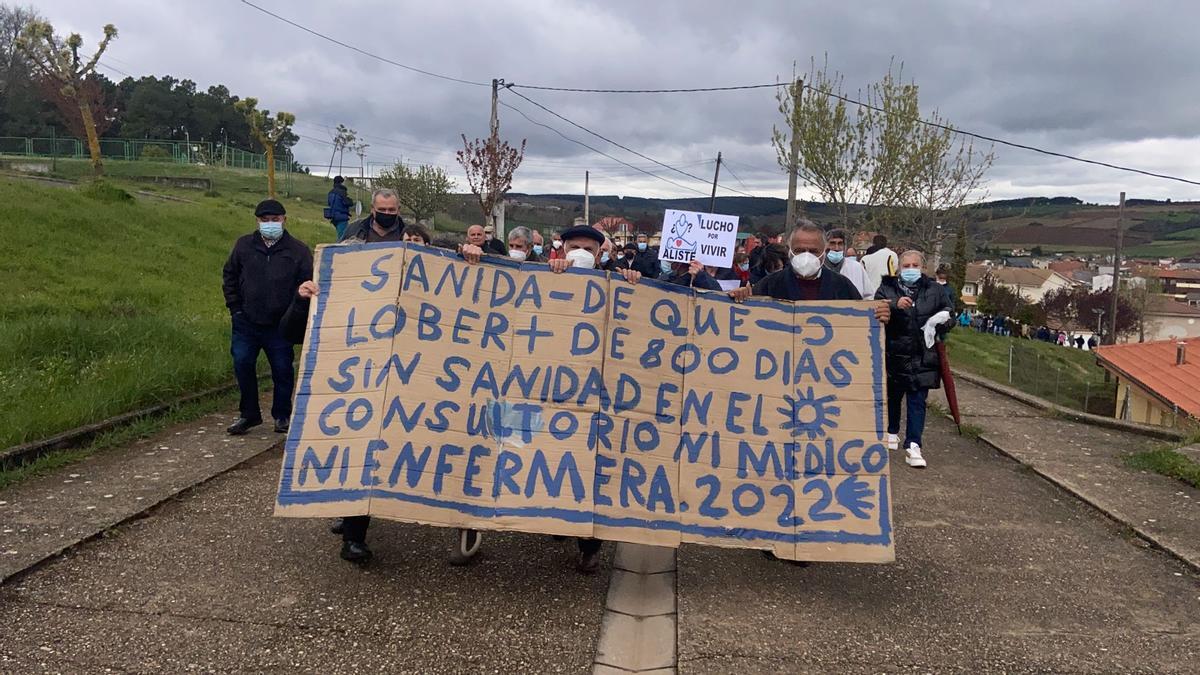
[340, 188, 405, 242]
[735, 222, 885, 308]
[630, 232, 660, 279]
[222, 199, 313, 435]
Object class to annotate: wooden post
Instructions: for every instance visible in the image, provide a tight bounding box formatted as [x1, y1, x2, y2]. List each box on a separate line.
[709, 152, 722, 213]
[1108, 191, 1124, 344]
[584, 170, 590, 225]
[785, 78, 802, 227]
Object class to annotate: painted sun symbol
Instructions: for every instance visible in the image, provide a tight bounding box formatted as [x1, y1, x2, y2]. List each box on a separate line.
[777, 387, 841, 440]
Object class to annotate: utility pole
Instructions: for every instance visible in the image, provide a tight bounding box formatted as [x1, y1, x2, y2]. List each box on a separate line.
[584, 171, 590, 225]
[489, 78, 507, 239]
[709, 152, 722, 213]
[785, 78, 802, 228]
[1108, 191, 1125, 344]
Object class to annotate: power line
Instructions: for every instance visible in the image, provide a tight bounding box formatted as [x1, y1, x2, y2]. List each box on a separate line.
[504, 88, 757, 198]
[508, 82, 787, 94]
[808, 86, 1200, 188]
[238, 0, 489, 88]
[217, 3, 1200, 188]
[96, 60, 131, 78]
[721, 161, 751, 191]
[498, 99, 707, 196]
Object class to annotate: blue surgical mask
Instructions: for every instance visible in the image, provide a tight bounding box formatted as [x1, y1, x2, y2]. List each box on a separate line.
[900, 269, 922, 285]
[826, 250, 844, 265]
[661, 260, 674, 275]
[600, 252, 610, 265]
[739, 262, 750, 272]
[258, 221, 283, 240]
[532, 244, 544, 256]
[637, 242, 647, 252]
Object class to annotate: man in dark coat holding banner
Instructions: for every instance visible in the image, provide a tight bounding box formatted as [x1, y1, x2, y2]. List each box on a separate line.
[466, 226, 643, 572]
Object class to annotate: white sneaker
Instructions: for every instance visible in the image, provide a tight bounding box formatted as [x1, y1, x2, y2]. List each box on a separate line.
[886, 433, 900, 451]
[905, 442, 927, 468]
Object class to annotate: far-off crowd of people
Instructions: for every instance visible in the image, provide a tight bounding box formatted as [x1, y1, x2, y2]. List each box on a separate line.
[218, 180, 957, 571]
[961, 311, 1099, 350]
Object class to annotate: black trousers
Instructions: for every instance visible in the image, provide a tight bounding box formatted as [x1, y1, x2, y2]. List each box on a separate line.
[342, 515, 370, 543]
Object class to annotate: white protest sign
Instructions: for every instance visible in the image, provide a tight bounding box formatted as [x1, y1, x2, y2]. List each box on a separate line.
[717, 279, 742, 291]
[657, 209, 739, 268]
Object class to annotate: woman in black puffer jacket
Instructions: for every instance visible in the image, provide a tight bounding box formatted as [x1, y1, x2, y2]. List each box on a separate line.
[874, 250, 953, 469]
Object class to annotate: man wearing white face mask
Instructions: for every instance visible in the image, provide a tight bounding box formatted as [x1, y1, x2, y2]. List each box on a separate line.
[506, 226, 541, 262]
[732, 222, 886, 313]
[460, 223, 648, 569]
[221, 199, 313, 436]
[825, 228, 873, 298]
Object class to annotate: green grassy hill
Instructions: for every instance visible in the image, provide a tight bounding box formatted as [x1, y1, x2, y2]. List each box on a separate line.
[0, 176, 337, 448]
[947, 329, 1115, 415]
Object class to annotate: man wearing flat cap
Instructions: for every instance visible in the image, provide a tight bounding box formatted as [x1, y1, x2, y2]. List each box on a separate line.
[221, 199, 313, 436]
[470, 225, 643, 573]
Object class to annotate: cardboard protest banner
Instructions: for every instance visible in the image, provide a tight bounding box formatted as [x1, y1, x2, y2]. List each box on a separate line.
[275, 242, 893, 563]
[658, 209, 739, 268]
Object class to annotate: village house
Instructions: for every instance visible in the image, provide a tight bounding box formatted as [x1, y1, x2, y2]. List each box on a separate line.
[1095, 337, 1199, 428]
[1137, 295, 1200, 342]
[962, 263, 1078, 305]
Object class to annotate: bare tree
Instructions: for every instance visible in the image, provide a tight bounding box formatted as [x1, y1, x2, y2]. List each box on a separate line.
[457, 125, 525, 229]
[36, 71, 114, 140]
[325, 123, 355, 176]
[376, 160, 456, 224]
[233, 97, 295, 198]
[772, 58, 923, 231]
[892, 109, 994, 259]
[17, 19, 117, 176]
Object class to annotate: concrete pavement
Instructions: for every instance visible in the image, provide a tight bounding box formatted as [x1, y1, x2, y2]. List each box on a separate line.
[955, 379, 1200, 572]
[3, 391, 1200, 672]
[676, 414, 1200, 673]
[0, 450, 611, 673]
[1, 397, 281, 583]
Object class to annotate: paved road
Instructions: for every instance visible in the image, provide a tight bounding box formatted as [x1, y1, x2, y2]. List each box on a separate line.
[677, 414, 1200, 673]
[0, 451, 611, 674]
[3, 412, 1199, 673]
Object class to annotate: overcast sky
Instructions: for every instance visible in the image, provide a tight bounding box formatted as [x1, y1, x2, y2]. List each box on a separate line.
[44, 0, 1200, 204]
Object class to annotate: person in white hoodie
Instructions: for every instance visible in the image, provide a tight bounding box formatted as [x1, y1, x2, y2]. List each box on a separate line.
[860, 233, 898, 293]
[824, 229, 873, 297]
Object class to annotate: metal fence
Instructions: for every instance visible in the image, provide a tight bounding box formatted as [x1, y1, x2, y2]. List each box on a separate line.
[0, 135, 287, 171]
[1002, 340, 1116, 416]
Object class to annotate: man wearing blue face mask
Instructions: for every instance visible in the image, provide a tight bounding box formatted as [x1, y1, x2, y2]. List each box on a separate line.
[631, 232, 661, 279]
[824, 228, 873, 298]
[221, 199, 313, 435]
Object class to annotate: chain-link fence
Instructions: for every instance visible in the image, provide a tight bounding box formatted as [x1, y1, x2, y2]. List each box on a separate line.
[1003, 340, 1115, 416]
[0, 136, 286, 172]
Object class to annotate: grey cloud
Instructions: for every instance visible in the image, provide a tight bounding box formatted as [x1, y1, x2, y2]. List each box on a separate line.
[42, 0, 1200, 203]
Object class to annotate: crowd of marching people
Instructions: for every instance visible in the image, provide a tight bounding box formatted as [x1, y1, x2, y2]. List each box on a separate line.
[963, 312, 1098, 350]
[221, 179, 956, 571]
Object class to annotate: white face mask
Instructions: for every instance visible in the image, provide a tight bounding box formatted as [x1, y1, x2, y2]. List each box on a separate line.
[509, 249, 528, 262]
[565, 248, 596, 269]
[790, 251, 822, 278]
[552, 240, 563, 249]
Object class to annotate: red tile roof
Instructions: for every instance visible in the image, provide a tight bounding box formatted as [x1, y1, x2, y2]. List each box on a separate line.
[1094, 337, 1200, 419]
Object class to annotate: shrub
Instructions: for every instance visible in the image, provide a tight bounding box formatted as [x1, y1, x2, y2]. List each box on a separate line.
[79, 180, 134, 203]
[139, 145, 172, 162]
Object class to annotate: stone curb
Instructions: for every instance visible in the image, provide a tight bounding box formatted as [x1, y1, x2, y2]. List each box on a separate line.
[0, 438, 281, 586]
[951, 368, 1186, 442]
[0, 377, 268, 469]
[975, 430, 1199, 575]
[593, 544, 678, 674]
